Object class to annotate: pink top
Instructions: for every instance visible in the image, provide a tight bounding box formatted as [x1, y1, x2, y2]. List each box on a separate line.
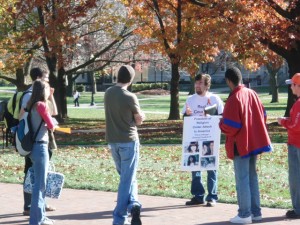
[36, 102, 55, 130]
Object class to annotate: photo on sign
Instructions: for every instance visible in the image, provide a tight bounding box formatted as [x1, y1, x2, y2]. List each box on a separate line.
[200, 156, 216, 169]
[184, 154, 199, 167]
[201, 140, 215, 156]
[184, 141, 200, 153]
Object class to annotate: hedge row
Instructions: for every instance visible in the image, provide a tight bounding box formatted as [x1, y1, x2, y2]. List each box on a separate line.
[131, 83, 169, 92]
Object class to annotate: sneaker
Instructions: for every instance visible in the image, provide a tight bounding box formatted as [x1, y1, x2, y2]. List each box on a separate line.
[131, 205, 142, 225]
[41, 217, 55, 225]
[22, 209, 30, 216]
[206, 200, 217, 207]
[45, 205, 56, 212]
[251, 214, 262, 221]
[185, 197, 205, 206]
[286, 210, 300, 219]
[230, 215, 252, 224]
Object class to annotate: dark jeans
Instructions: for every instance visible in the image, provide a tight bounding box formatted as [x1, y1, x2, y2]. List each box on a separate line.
[74, 98, 79, 107]
[191, 170, 218, 202]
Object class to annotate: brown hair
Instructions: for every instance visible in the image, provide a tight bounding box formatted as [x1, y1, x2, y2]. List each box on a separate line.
[26, 79, 49, 110]
[195, 73, 211, 89]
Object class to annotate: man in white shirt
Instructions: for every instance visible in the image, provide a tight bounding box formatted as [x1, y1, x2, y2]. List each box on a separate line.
[182, 73, 224, 207]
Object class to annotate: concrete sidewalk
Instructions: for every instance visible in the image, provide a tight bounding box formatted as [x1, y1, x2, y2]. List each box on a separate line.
[0, 182, 298, 225]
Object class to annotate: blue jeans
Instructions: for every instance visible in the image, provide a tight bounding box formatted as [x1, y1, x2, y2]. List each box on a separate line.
[29, 142, 49, 225]
[233, 155, 261, 218]
[288, 145, 300, 214]
[109, 141, 141, 225]
[191, 170, 218, 201]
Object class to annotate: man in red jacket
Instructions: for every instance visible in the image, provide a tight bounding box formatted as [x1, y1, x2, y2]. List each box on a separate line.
[219, 67, 272, 224]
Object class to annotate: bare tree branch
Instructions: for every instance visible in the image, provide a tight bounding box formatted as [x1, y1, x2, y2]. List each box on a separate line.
[188, 0, 216, 8]
[265, 0, 294, 20]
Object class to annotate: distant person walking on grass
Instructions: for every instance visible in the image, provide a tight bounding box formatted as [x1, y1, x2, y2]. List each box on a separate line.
[277, 73, 300, 219]
[104, 65, 145, 225]
[73, 90, 80, 107]
[219, 67, 272, 224]
[182, 73, 224, 207]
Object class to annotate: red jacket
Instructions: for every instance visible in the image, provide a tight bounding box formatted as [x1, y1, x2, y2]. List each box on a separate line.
[219, 85, 272, 159]
[281, 98, 300, 148]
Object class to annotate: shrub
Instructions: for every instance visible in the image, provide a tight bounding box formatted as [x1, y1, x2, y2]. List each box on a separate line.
[76, 85, 85, 92]
[132, 83, 169, 92]
[0, 79, 10, 86]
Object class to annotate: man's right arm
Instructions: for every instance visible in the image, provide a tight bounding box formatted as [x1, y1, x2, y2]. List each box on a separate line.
[134, 111, 145, 125]
[183, 102, 192, 117]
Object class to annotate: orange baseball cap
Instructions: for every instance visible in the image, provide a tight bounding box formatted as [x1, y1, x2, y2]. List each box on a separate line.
[285, 73, 300, 85]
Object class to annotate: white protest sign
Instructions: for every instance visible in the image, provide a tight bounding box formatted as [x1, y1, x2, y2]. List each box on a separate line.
[181, 116, 221, 171]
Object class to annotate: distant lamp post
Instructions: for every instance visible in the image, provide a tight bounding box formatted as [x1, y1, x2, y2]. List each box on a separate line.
[90, 71, 95, 106]
[161, 69, 163, 84]
[89, 54, 95, 106]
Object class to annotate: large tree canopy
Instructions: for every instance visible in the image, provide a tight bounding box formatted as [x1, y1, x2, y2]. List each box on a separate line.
[0, 0, 134, 121]
[189, 0, 300, 115]
[125, 0, 238, 119]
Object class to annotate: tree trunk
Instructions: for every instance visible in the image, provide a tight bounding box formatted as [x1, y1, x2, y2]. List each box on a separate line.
[266, 66, 279, 103]
[270, 74, 279, 103]
[47, 57, 67, 123]
[285, 54, 300, 117]
[55, 68, 68, 122]
[66, 74, 74, 97]
[15, 68, 29, 91]
[168, 62, 180, 120]
[188, 76, 195, 95]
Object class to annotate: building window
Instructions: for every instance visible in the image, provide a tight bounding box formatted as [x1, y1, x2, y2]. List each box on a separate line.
[220, 63, 226, 72]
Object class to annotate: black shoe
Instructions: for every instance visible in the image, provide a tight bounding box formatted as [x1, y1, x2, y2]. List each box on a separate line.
[206, 200, 217, 207]
[185, 197, 205, 206]
[286, 210, 300, 219]
[131, 205, 142, 225]
[23, 209, 30, 216]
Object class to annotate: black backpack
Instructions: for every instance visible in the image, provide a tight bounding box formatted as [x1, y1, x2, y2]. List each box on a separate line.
[0, 100, 8, 122]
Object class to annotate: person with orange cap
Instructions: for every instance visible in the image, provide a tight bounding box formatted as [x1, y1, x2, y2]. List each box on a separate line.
[278, 73, 300, 219]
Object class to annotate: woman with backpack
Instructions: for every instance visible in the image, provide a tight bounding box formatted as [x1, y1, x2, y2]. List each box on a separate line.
[24, 79, 56, 225]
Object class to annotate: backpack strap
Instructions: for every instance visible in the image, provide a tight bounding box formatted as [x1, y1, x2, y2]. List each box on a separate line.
[32, 119, 43, 142]
[19, 90, 32, 112]
[27, 103, 44, 143]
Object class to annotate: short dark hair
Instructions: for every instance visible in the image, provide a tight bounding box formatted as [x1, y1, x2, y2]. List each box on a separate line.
[30, 67, 43, 81]
[117, 65, 135, 84]
[225, 67, 242, 86]
[195, 73, 211, 89]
